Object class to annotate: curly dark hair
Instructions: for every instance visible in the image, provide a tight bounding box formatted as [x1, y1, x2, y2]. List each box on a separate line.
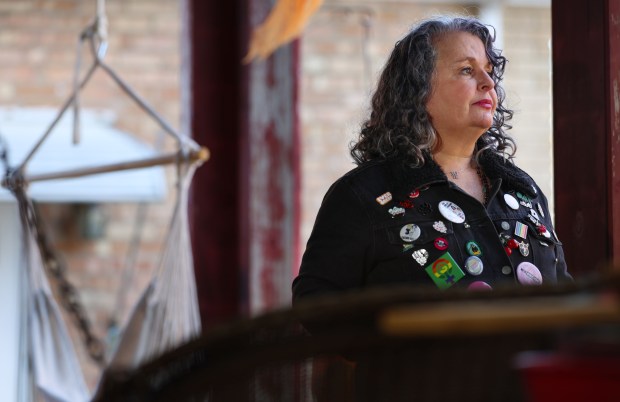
[350, 15, 515, 166]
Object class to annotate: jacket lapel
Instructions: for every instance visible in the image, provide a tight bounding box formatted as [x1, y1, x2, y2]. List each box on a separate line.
[386, 149, 538, 201]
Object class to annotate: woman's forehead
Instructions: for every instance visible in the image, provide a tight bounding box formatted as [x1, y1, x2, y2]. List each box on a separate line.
[434, 32, 488, 62]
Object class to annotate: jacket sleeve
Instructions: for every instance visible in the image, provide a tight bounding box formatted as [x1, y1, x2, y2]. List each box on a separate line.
[554, 243, 572, 283]
[292, 177, 373, 301]
[537, 186, 572, 283]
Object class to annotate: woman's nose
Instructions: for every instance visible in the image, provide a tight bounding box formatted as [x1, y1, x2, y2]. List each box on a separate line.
[479, 71, 495, 91]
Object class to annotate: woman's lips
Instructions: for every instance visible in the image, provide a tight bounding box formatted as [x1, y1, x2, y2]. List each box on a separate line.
[474, 99, 493, 109]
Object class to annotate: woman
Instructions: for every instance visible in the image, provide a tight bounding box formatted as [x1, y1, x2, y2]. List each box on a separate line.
[293, 16, 571, 300]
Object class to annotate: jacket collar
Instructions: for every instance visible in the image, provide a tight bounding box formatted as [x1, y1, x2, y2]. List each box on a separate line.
[387, 148, 538, 200]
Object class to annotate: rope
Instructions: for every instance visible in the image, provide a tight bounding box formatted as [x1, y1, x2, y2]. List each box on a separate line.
[6, 0, 206, 371]
[96, 0, 109, 49]
[108, 158, 202, 369]
[73, 0, 107, 145]
[106, 132, 165, 355]
[20, 0, 200, 174]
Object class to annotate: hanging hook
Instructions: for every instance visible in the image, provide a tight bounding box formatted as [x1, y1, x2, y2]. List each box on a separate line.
[95, 0, 109, 59]
[72, 0, 109, 145]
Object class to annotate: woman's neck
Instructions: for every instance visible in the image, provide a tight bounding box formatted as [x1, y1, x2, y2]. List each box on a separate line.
[432, 150, 475, 174]
[432, 148, 486, 204]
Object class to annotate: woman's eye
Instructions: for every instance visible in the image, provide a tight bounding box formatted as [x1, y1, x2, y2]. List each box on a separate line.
[461, 67, 473, 75]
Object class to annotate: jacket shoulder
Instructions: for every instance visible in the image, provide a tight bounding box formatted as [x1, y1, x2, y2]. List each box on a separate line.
[317, 159, 399, 220]
[479, 151, 540, 198]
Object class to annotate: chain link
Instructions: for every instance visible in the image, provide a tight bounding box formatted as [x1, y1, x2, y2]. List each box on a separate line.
[10, 175, 106, 367]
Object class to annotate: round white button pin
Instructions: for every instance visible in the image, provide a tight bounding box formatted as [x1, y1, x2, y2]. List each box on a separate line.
[438, 200, 466, 224]
[504, 194, 520, 210]
[464, 256, 484, 276]
[516, 262, 543, 286]
[400, 223, 421, 242]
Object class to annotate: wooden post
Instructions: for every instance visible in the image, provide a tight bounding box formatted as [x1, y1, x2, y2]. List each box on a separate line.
[245, 0, 301, 315]
[552, 0, 620, 275]
[184, 0, 300, 327]
[184, 0, 248, 328]
[607, 0, 620, 265]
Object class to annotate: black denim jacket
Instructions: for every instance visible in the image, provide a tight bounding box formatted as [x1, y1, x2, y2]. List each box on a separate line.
[293, 150, 571, 300]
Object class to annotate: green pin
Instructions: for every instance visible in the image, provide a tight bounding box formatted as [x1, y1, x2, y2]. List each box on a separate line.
[424, 252, 465, 290]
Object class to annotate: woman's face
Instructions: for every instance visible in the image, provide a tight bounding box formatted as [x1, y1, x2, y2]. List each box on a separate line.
[426, 31, 497, 142]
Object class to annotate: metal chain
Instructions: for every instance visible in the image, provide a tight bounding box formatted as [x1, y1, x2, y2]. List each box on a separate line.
[9, 175, 106, 367]
[34, 206, 106, 366]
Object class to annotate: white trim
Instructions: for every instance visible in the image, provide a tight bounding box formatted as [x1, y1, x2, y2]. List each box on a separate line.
[0, 107, 167, 203]
[0, 202, 22, 402]
[479, 2, 504, 49]
[328, 0, 550, 8]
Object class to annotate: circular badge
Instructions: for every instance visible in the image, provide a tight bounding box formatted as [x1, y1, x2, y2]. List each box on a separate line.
[400, 223, 421, 243]
[409, 189, 420, 199]
[516, 262, 543, 286]
[434, 237, 448, 250]
[465, 241, 482, 256]
[501, 265, 512, 275]
[468, 281, 493, 291]
[504, 194, 520, 210]
[501, 221, 510, 231]
[438, 200, 466, 223]
[464, 256, 484, 276]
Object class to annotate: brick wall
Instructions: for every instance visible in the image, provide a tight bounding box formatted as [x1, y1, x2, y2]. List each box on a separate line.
[0, 0, 554, 391]
[502, 6, 554, 212]
[0, 0, 182, 388]
[300, 1, 554, 251]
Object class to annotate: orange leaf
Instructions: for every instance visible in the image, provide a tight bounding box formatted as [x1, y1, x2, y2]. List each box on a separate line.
[244, 0, 323, 63]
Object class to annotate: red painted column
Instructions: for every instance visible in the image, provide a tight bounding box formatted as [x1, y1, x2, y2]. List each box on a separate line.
[184, 0, 300, 327]
[552, 0, 620, 275]
[608, 0, 620, 264]
[184, 0, 248, 329]
[245, 1, 301, 315]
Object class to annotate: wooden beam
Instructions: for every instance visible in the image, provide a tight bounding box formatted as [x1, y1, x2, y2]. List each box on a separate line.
[607, 0, 620, 265]
[185, 0, 300, 326]
[185, 0, 248, 329]
[552, 0, 611, 276]
[245, 0, 301, 315]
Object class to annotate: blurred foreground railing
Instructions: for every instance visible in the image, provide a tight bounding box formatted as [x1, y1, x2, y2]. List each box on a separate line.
[93, 272, 620, 402]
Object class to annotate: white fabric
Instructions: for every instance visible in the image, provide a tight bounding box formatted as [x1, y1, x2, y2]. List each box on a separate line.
[20, 207, 91, 402]
[17, 219, 33, 402]
[109, 162, 202, 369]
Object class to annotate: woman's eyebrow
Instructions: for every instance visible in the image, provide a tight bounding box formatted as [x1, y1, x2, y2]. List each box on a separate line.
[452, 57, 492, 69]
